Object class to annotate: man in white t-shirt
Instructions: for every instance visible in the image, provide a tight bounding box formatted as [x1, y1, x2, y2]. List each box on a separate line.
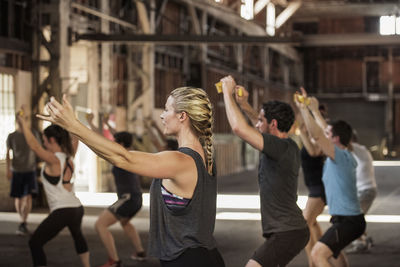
[347, 132, 378, 253]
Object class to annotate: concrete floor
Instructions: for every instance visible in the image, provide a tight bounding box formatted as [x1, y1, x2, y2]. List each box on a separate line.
[1, 163, 400, 267]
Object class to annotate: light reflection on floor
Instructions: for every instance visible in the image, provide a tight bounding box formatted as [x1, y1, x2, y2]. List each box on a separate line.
[73, 192, 400, 223]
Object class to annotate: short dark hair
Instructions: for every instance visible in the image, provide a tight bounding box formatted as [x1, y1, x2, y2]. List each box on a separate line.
[261, 101, 294, 133]
[331, 120, 353, 147]
[114, 131, 133, 148]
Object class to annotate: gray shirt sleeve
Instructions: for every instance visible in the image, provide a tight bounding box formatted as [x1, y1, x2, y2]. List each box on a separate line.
[6, 134, 11, 149]
[261, 133, 291, 161]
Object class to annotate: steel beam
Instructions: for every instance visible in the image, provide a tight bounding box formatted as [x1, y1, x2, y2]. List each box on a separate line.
[75, 32, 400, 47]
[76, 33, 298, 45]
[294, 2, 400, 18]
[302, 34, 400, 47]
[0, 37, 30, 54]
[71, 2, 137, 30]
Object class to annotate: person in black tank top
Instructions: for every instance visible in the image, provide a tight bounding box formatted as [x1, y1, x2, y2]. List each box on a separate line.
[298, 114, 326, 267]
[39, 88, 225, 267]
[92, 131, 145, 267]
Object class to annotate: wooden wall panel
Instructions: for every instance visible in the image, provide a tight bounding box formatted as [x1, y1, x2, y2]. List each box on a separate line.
[206, 69, 231, 134]
[160, 2, 180, 34]
[319, 18, 365, 34]
[154, 68, 183, 108]
[381, 61, 400, 93]
[318, 59, 362, 92]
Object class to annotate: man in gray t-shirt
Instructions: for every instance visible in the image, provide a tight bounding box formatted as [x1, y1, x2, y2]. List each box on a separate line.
[6, 118, 40, 235]
[221, 75, 309, 267]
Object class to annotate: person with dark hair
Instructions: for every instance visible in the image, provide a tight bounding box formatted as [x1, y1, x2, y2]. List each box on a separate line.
[220, 75, 309, 267]
[95, 131, 146, 267]
[16, 108, 90, 267]
[297, 114, 326, 267]
[295, 92, 365, 267]
[39, 88, 225, 267]
[6, 111, 40, 235]
[295, 92, 329, 267]
[85, 114, 145, 267]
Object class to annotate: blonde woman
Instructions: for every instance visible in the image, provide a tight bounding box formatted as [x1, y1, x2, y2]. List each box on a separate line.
[38, 88, 225, 267]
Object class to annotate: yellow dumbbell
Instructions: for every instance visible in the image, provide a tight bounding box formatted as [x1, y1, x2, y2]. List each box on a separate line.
[293, 93, 310, 105]
[237, 87, 243, 97]
[215, 82, 222, 93]
[17, 110, 24, 116]
[215, 82, 243, 97]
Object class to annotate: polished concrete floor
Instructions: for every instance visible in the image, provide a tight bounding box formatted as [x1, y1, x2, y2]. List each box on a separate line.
[1, 163, 400, 267]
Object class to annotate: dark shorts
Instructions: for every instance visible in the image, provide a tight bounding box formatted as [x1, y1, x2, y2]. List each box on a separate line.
[307, 184, 326, 203]
[108, 193, 142, 220]
[252, 227, 310, 267]
[160, 247, 225, 267]
[319, 214, 366, 258]
[10, 171, 38, 198]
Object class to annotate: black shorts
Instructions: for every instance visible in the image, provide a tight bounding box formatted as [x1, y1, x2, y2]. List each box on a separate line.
[108, 193, 142, 220]
[319, 214, 366, 258]
[307, 184, 326, 203]
[10, 171, 38, 198]
[252, 227, 310, 267]
[160, 247, 225, 267]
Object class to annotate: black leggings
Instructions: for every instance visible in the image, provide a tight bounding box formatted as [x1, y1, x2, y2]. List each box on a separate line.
[160, 247, 225, 267]
[29, 206, 88, 266]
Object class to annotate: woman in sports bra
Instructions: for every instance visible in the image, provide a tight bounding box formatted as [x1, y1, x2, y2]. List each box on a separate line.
[17, 112, 90, 267]
[38, 88, 225, 267]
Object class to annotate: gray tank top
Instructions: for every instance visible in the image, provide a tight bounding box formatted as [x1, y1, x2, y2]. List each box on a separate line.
[148, 147, 217, 260]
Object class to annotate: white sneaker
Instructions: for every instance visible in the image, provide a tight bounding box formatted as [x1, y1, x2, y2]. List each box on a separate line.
[130, 251, 146, 261]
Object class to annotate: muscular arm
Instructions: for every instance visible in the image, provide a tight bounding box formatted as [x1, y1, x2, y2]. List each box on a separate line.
[17, 117, 58, 164]
[308, 97, 328, 131]
[298, 105, 334, 159]
[38, 95, 193, 180]
[239, 101, 259, 127]
[221, 77, 264, 151]
[297, 115, 322, 156]
[235, 86, 259, 126]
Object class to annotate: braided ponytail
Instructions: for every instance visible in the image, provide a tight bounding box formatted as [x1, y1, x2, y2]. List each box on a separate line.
[170, 87, 215, 175]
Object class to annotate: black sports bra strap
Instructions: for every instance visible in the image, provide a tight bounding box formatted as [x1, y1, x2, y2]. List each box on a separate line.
[62, 157, 74, 184]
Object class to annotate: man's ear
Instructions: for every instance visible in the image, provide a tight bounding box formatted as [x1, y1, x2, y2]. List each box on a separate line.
[332, 135, 341, 144]
[270, 119, 278, 129]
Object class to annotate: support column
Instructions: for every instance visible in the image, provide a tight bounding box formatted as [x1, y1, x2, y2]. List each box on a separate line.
[386, 47, 394, 151]
[101, 0, 112, 110]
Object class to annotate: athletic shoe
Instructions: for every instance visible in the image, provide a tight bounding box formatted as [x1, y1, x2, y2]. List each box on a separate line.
[98, 259, 121, 267]
[130, 251, 146, 261]
[16, 223, 29, 235]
